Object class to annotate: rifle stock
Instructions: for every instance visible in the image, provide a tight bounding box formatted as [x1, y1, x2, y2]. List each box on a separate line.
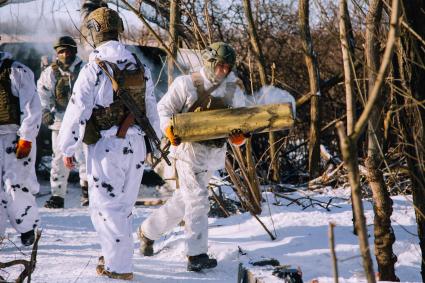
[95, 58, 171, 167]
[118, 89, 172, 167]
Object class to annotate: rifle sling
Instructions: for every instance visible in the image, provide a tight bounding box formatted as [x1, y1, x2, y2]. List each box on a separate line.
[187, 72, 222, 113]
[95, 58, 134, 139]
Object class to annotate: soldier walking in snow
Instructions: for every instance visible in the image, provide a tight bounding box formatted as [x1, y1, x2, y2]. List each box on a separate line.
[37, 36, 89, 208]
[0, 51, 42, 246]
[59, 6, 161, 280]
[138, 42, 247, 272]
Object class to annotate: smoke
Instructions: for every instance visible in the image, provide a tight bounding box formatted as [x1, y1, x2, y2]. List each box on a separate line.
[248, 86, 296, 118]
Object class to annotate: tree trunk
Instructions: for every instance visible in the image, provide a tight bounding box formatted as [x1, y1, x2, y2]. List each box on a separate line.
[339, 0, 355, 135]
[242, 0, 279, 183]
[365, 0, 398, 280]
[168, 0, 180, 86]
[298, 0, 321, 179]
[242, 0, 271, 194]
[396, 1, 425, 280]
[335, 1, 400, 281]
[242, 0, 267, 86]
[339, 0, 358, 235]
[336, 123, 376, 283]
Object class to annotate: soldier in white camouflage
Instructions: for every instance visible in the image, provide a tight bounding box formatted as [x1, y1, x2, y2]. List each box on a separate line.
[137, 42, 248, 272]
[37, 36, 89, 208]
[0, 51, 42, 246]
[59, 6, 161, 281]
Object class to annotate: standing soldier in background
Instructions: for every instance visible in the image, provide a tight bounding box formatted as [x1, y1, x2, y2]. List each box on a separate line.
[0, 51, 42, 246]
[138, 42, 247, 272]
[37, 36, 89, 208]
[59, 6, 160, 280]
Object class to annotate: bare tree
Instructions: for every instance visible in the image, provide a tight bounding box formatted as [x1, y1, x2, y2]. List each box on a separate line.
[168, 0, 180, 86]
[336, 0, 400, 281]
[339, 0, 358, 236]
[395, 0, 425, 280]
[298, 0, 321, 180]
[364, 0, 398, 280]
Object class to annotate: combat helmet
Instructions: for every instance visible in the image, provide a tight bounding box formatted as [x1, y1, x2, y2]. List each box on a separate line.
[202, 42, 236, 82]
[53, 36, 77, 53]
[86, 7, 124, 47]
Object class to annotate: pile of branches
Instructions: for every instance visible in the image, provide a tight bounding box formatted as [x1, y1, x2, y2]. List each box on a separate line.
[0, 230, 42, 283]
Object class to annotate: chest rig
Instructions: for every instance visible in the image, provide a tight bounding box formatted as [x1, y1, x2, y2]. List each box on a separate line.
[189, 72, 236, 148]
[83, 54, 146, 145]
[0, 59, 21, 125]
[51, 61, 82, 112]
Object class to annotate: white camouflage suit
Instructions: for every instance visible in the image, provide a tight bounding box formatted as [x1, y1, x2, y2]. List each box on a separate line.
[59, 41, 160, 274]
[140, 67, 245, 256]
[37, 57, 87, 198]
[0, 52, 42, 237]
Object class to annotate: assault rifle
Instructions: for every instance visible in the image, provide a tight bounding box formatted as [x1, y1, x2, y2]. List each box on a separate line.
[96, 58, 171, 168]
[117, 94, 171, 168]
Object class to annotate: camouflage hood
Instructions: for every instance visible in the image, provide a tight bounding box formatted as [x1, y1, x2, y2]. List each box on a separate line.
[89, 40, 135, 67]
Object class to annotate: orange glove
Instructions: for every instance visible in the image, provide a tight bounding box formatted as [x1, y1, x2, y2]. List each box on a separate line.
[165, 126, 181, 146]
[63, 156, 75, 170]
[15, 139, 32, 159]
[229, 129, 247, 146]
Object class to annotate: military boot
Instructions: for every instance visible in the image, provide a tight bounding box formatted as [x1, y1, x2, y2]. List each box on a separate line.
[44, 196, 64, 209]
[187, 253, 217, 272]
[21, 229, 35, 246]
[137, 227, 154, 256]
[81, 181, 89, 206]
[96, 256, 133, 280]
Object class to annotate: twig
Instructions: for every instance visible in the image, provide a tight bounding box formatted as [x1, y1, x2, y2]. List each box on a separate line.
[0, 230, 42, 283]
[329, 222, 339, 283]
[73, 256, 93, 283]
[210, 187, 231, 217]
[251, 214, 276, 241]
[119, 0, 185, 74]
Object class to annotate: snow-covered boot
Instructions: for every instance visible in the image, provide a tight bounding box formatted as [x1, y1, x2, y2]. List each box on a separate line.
[81, 182, 89, 206]
[137, 227, 154, 256]
[21, 229, 35, 246]
[96, 256, 133, 280]
[187, 253, 217, 272]
[44, 196, 64, 208]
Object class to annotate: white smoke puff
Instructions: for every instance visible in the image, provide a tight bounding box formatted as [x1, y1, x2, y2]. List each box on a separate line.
[254, 85, 296, 119]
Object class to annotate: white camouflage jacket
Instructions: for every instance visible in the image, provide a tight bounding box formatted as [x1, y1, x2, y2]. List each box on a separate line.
[58, 41, 161, 158]
[0, 52, 41, 142]
[37, 56, 84, 131]
[158, 67, 245, 170]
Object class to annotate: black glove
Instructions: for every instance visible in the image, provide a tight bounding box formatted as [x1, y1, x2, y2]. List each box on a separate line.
[42, 110, 55, 126]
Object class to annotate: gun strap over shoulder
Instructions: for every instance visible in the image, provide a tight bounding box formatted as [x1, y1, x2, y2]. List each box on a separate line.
[187, 72, 221, 113]
[188, 72, 238, 113]
[94, 56, 142, 139]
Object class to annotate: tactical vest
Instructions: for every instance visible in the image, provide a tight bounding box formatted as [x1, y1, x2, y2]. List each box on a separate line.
[190, 72, 236, 148]
[83, 55, 146, 145]
[51, 61, 82, 112]
[0, 59, 21, 125]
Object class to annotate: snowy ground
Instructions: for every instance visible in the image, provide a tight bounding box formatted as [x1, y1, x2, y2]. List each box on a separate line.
[0, 181, 422, 283]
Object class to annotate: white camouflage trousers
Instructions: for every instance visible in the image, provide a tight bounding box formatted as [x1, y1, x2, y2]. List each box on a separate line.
[0, 133, 40, 236]
[51, 130, 87, 197]
[88, 133, 146, 274]
[142, 159, 212, 256]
